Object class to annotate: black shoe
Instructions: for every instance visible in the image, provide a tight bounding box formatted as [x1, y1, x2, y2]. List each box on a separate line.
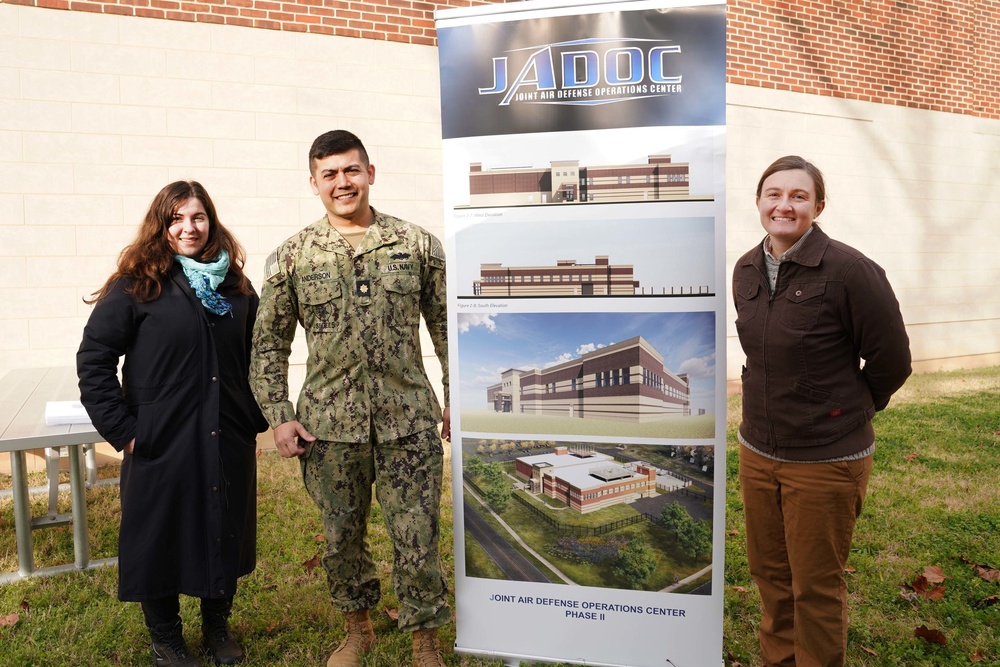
[150, 621, 202, 666]
[202, 623, 245, 665]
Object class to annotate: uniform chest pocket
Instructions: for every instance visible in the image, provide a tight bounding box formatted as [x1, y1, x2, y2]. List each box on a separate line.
[299, 279, 342, 332]
[383, 273, 421, 327]
[780, 282, 826, 330]
[734, 279, 761, 324]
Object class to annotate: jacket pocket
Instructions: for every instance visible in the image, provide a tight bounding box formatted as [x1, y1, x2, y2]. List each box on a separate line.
[734, 279, 761, 324]
[780, 282, 826, 330]
[299, 279, 342, 332]
[132, 403, 159, 460]
[383, 273, 421, 327]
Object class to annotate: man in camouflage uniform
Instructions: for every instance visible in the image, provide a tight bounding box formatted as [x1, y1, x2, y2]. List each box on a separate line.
[250, 130, 450, 667]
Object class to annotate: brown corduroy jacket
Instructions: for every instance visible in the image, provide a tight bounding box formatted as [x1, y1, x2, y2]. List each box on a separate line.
[733, 225, 912, 461]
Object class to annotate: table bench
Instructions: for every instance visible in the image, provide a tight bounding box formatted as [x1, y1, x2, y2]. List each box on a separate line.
[0, 366, 118, 583]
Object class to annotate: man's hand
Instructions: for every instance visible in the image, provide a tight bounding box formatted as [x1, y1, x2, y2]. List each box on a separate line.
[441, 407, 451, 442]
[273, 420, 315, 458]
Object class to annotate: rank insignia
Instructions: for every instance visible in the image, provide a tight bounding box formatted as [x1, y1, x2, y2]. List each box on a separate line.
[356, 279, 371, 296]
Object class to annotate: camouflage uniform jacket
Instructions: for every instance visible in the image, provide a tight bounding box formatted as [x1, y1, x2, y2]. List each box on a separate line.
[251, 209, 448, 443]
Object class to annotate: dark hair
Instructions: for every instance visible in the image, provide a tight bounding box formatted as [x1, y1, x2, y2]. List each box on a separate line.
[309, 130, 370, 174]
[755, 155, 826, 205]
[86, 180, 252, 304]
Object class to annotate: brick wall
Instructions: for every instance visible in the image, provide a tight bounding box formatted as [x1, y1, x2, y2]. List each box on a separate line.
[5, 0, 992, 117]
[1, 0, 518, 44]
[728, 0, 999, 119]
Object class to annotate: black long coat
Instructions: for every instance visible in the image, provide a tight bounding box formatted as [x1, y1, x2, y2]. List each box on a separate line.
[77, 265, 267, 601]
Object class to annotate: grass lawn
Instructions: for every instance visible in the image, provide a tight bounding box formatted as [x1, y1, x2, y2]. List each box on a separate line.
[0, 366, 997, 666]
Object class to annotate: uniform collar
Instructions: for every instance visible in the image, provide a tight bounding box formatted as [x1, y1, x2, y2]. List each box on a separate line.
[311, 207, 401, 254]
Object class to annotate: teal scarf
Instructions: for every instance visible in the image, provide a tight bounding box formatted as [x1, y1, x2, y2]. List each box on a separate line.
[175, 250, 233, 316]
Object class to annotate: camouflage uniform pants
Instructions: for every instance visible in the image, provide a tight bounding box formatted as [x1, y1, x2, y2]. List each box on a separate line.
[300, 427, 451, 632]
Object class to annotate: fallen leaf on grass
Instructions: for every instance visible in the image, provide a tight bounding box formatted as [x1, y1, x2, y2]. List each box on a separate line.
[302, 554, 321, 574]
[860, 645, 878, 656]
[922, 586, 946, 601]
[970, 651, 986, 663]
[0, 613, 19, 628]
[384, 608, 399, 621]
[727, 529, 739, 536]
[266, 622, 278, 634]
[959, 556, 1000, 583]
[914, 625, 947, 646]
[731, 586, 748, 593]
[256, 448, 263, 459]
[19, 599, 28, 612]
[844, 566, 856, 574]
[923, 565, 949, 584]
[906, 574, 947, 600]
[314, 534, 326, 543]
[904, 453, 919, 461]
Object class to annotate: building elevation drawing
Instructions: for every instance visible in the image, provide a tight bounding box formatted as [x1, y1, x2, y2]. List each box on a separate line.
[473, 255, 639, 297]
[486, 336, 691, 422]
[466, 154, 693, 206]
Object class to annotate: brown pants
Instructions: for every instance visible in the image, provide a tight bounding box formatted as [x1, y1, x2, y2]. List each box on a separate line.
[739, 445, 872, 667]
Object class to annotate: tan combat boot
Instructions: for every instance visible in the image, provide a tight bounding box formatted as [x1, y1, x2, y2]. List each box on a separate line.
[411, 627, 446, 667]
[326, 609, 376, 667]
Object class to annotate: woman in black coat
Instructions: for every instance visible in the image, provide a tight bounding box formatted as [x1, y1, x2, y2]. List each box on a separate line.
[77, 181, 267, 667]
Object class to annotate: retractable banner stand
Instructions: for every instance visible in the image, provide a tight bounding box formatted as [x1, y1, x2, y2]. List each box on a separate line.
[435, 1, 726, 665]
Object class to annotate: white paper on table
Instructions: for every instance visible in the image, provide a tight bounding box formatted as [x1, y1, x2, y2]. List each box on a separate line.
[44, 401, 93, 426]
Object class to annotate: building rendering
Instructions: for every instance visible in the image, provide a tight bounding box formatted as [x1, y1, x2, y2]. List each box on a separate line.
[514, 445, 657, 513]
[467, 155, 691, 207]
[473, 255, 639, 297]
[486, 336, 690, 422]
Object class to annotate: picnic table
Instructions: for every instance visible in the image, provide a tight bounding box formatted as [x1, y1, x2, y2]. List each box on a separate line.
[0, 366, 118, 583]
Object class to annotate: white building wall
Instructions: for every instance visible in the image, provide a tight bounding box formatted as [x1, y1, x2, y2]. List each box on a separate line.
[0, 4, 445, 400]
[726, 84, 1000, 387]
[2, 5, 998, 395]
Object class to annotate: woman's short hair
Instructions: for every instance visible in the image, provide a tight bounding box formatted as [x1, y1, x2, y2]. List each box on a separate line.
[755, 155, 826, 205]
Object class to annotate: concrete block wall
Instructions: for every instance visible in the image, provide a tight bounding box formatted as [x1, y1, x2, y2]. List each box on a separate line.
[1, 0, 998, 393]
[726, 84, 1000, 386]
[0, 3, 447, 397]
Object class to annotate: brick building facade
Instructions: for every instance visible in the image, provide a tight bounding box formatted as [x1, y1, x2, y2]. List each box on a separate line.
[474, 255, 640, 297]
[467, 155, 691, 206]
[486, 336, 691, 422]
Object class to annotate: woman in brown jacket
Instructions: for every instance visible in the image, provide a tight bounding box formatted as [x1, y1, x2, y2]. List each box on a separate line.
[732, 156, 911, 667]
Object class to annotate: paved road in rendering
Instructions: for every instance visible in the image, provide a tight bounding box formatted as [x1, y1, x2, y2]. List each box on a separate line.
[463, 500, 551, 584]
